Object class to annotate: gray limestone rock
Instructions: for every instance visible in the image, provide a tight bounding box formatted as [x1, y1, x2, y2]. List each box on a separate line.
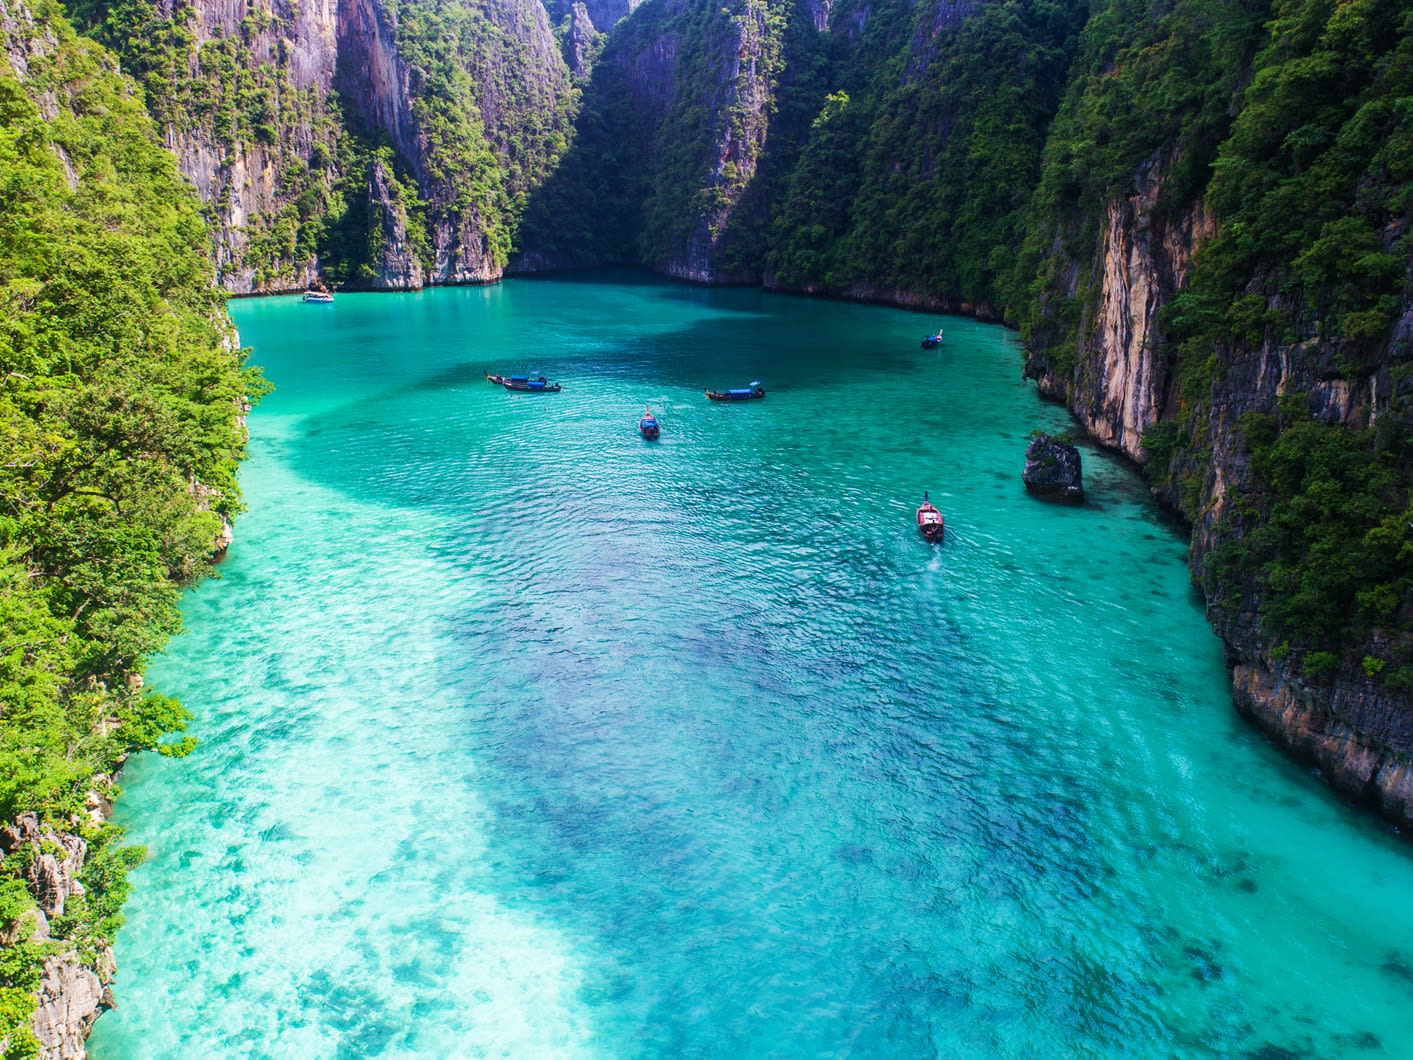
[32, 954, 111, 1060]
[1, 811, 116, 1058]
[1023, 433, 1083, 500]
[564, 2, 596, 76]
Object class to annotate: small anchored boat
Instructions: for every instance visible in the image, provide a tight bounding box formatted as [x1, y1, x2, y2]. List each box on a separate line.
[920, 328, 943, 349]
[501, 375, 561, 393]
[706, 381, 765, 401]
[916, 491, 945, 542]
[302, 282, 333, 304]
[639, 406, 660, 439]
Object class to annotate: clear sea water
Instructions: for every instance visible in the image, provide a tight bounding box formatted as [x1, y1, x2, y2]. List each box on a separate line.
[89, 275, 1413, 1059]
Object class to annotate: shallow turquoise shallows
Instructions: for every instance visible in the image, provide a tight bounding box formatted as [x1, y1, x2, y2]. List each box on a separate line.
[89, 275, 1413, 1059]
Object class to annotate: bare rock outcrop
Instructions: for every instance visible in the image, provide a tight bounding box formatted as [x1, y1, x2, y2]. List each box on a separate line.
[0, 812, 117, 1060]
[367, 157, 426, 290]
[1022, 434, 1083, 500]
[1024, 148, 1213, 464]
[32, 955, 114, 1060]
[564, 2, 597, 77]
[0, 815, 86, 918]
[1231, 663, 1413, 827]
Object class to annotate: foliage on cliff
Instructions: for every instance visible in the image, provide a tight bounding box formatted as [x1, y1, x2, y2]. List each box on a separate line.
[68, 0, 348, 289]
[522, 0, 1085, 294]
[69, 0, 577, 288]
[521, 0, 793, 272]
[375, 0, 576, 270]
[769, 0, 1086, 308]
[0, 1, 259, 1048]
[1212, 396, 1413, 688]
[1016, 0, 1267, 364]
[1162, 0, 1411, 689]
[516, 0, 667, 267]
[1022, 0, 1413, 695]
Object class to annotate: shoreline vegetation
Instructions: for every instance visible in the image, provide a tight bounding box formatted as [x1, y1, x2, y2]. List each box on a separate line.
[0, 2, 266, 1054]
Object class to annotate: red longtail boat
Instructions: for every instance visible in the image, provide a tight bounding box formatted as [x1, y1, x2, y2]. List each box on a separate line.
[916, 492, 945, 542]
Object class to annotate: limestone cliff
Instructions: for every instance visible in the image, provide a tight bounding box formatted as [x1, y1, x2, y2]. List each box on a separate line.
[656, 0, 781, 283]
[81, 0, 577, 291]
[150, 0, 344, 292]
[1028, 68, 1413, 831]
[519, 0, 757, 275]
[1181, 306, 1413, 828]
[1024, 150, 1213, 462]
[544, 0, 640, 34]
[0, 815, 115, 1060]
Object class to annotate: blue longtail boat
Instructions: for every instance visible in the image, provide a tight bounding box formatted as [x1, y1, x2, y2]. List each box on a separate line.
[705, 381, 765, 401]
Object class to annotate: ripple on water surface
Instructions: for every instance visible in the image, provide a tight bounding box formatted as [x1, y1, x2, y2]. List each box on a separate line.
[91, 278, 1413, 1060]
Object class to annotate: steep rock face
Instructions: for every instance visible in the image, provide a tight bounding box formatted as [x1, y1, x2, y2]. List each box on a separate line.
[535, 0, 785, 282]
[32, 955, 113, 1060]
[91, 0, 575, 292]
[1027, 158, 1413, 832]
[337, 0, 576, 287]
[1181, 321, 1413, 827]
[1016, 0, 1413, 830]
[1082, 157, 1209, 459]
[563, 2, 596, 76]
[1, 0, 51, 78]
[158, 0, 343, 292]
[429, 212, 499, 285]
[461, 0, 573, 166]
[337, 0, 416, 164]
[510, 0, 682, 272]
[366, 156, 426, 289]
[660, 0, 780, 282]
[0, 815, 115, 1060]
[1, 816, 85, 919]
[1231, 663, 1413, 825]
[1024, 150, 1212, 463]
[545, 0, 641, 34]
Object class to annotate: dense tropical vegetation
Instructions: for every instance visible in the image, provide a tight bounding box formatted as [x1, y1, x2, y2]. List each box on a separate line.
[1116, 0, 1412, 690]
[768, 0, 1086, 309]
[0, 2, 260, 1052]
[68, 0, 579, 288]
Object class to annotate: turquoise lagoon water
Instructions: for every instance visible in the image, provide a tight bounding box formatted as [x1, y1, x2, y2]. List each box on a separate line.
[90, 275, 1413, 1059]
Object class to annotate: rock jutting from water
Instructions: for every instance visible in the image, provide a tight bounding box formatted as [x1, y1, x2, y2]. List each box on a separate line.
[1022, 433, 1083, 500]
[0, 812, 117, 1059]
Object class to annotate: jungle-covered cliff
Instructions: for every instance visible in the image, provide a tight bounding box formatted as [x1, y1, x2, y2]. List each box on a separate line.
[1020, 0, 1413, 823]
[0, 0, 260, 1053]
[68, 0, 580, 291]
[517, 0, 1088, 294]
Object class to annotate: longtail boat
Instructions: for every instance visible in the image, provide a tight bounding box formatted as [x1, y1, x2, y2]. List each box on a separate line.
[501, 375, 561, 393]
[916, 492, 945, 542]
[706, 381, 765, 401]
